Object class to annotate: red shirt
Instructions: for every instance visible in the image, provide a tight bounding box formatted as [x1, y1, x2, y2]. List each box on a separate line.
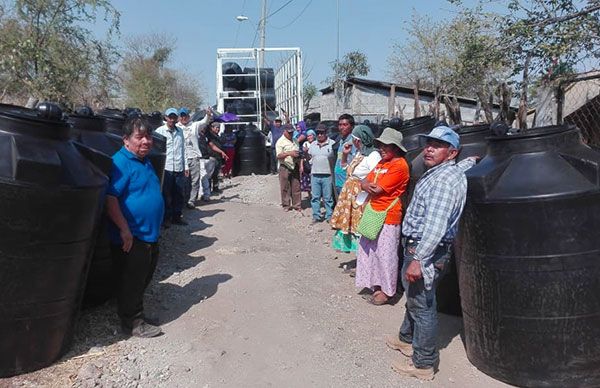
[365, 158, 409, 225]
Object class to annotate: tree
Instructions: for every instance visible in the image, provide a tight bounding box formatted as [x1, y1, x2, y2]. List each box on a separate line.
[387, 14, 456, 121]
[499, 0, 600, 129]
[387, 11, 511, 124]
[303, 81, 317, 112]
[121, 33, 204, 112]
[330, 50, 370, 81]
[326, 50, 370, 108]
[449, 0, 600, 128]
[0, 0, 120, 107]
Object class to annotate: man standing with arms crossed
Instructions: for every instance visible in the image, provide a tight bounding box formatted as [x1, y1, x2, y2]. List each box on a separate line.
[156, 108, 189, 227]
[332, 113, 355, 199]
[387, 126, 477, 381]
[106, 116, 164, 338]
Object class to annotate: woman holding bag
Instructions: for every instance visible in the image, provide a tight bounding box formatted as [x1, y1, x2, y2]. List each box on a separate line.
[355, 127, 410, 305]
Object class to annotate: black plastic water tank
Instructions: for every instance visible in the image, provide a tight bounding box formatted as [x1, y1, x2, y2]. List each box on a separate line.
[96, 108, 126, 135]
[145, 111, 163, 131]
[398, 116, 436, 151]
[222, 62, 245, 90]
[234, 124, 267, 176]
[68, 111, 122, 307]
[0, 103, 110, 377]
[458, 124, 600, 387]
[244, 67, 275, 90]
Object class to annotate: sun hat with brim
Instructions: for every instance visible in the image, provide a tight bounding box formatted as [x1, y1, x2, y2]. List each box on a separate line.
[418, 126, 460, 149]
[374, 127, 407, 152]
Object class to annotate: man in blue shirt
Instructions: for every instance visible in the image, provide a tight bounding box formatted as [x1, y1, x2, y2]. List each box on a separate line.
[155, 108, 189, 227]
[106, 117, 165, 338]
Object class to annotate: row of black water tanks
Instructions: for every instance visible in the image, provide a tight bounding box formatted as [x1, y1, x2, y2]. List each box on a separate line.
[0, 103, 275, 378]
[1, 105, 600, 387]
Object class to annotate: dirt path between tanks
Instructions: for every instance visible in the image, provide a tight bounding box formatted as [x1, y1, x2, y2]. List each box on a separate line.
[2, 174, 509, 388]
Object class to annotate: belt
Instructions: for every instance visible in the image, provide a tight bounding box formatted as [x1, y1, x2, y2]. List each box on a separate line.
[402, 236, 453, 248]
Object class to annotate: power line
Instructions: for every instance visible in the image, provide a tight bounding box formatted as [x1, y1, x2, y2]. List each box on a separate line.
[271, 0, 313, 30]
[233, 0, 248, 47]
[267, 0, 296, 19]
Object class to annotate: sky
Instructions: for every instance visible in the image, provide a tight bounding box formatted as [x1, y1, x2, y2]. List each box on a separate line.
[101, 0, 480, 105]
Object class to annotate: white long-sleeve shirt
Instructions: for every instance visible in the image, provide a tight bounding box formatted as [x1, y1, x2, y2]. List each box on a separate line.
[155, 124, 188, 172]
[178, 115, 210, 159]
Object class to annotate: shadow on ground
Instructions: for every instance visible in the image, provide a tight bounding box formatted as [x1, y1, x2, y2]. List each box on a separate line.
[151, 273, 233, 325]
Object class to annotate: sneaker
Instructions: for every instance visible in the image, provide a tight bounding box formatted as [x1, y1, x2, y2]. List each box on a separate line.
[130, 321, 162, 338]
[391, 357, 434, 381]
[385, 336, 413, 357]
[186, 202, 195, 209]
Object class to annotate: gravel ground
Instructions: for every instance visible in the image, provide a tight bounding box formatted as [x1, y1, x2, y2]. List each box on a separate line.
[1, 174, 511, 388]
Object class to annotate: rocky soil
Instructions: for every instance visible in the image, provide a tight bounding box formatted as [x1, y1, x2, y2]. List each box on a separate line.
[1, 174, 509, 388]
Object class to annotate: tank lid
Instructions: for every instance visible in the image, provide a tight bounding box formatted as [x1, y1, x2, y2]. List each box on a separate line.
[0, 102, 69, 139]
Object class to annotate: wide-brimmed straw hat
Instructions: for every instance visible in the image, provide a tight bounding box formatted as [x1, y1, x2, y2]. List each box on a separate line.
[374, 127, 407, 152]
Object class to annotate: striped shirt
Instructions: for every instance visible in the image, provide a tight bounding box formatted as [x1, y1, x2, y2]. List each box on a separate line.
[402, 158, 475, 290]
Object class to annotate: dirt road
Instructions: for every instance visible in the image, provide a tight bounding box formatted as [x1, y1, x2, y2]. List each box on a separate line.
[3, 175, 509, 388]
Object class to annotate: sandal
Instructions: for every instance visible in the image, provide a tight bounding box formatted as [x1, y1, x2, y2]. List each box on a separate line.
[366, 291, 389, 305]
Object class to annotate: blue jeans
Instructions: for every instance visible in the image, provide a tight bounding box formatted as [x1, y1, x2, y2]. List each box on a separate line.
[163, 170, 186, 221]
[398, 240, 451, 368]
[311, 174, 334, 221]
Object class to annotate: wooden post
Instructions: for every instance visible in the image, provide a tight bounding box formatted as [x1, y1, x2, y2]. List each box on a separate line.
[388, 84, 396, 117]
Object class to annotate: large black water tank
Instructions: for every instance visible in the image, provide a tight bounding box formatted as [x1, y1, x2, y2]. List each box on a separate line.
[234, 124, 267, 176]
[222, 62, 245, 90]
[398, 116, 437, 151]
[458, 124, 600, 387]
[0, 103, 110, 377]
[96, 109, 167, 187]
[68, 111, 122, 307]
[243, 67, 275, 90]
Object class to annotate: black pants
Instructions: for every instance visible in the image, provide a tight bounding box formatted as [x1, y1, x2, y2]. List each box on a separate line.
[111, 239, 159, 328]
[211, 158, 222, 190]
[163, 170, 186, 221]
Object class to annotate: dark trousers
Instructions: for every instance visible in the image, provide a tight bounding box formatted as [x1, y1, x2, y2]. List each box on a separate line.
[270, 148, 278, 173]
[111, 239, 159, 327]
[163, 170, 186, 221]
[278, 165, 301, 210]
[211, 158, 222, 191]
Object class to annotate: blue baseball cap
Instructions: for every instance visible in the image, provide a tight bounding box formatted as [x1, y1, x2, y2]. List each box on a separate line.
[419, 126, 460, 148]
[164, 107, 178, 117]
[178, 107, 190, 116]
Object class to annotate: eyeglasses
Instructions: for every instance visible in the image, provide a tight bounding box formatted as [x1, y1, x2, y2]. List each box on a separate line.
[316, 131, 326, 135]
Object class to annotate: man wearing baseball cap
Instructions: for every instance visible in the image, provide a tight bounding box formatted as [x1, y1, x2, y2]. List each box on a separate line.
[155, 108, 189, 227]
[388, 125, 478, 381]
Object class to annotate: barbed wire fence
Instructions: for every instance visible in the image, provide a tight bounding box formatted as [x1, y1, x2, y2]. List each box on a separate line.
[556, 72, 600, 146]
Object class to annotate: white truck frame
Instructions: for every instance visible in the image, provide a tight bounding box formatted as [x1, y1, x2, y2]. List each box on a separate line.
[216, 47, 303, 132]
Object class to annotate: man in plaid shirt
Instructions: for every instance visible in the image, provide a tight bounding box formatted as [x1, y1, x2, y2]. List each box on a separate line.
[388, 126, 478, 381]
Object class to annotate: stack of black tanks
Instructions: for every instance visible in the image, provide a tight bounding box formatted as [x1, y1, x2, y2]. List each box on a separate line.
[221, 62, 276, 116]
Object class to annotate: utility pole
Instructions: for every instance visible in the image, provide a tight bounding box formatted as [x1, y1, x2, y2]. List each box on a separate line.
[335, 0, 340, 118]
[259, 0, 267, 68]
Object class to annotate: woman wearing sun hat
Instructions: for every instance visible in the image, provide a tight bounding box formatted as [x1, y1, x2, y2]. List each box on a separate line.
[355, 127, 410, 305]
